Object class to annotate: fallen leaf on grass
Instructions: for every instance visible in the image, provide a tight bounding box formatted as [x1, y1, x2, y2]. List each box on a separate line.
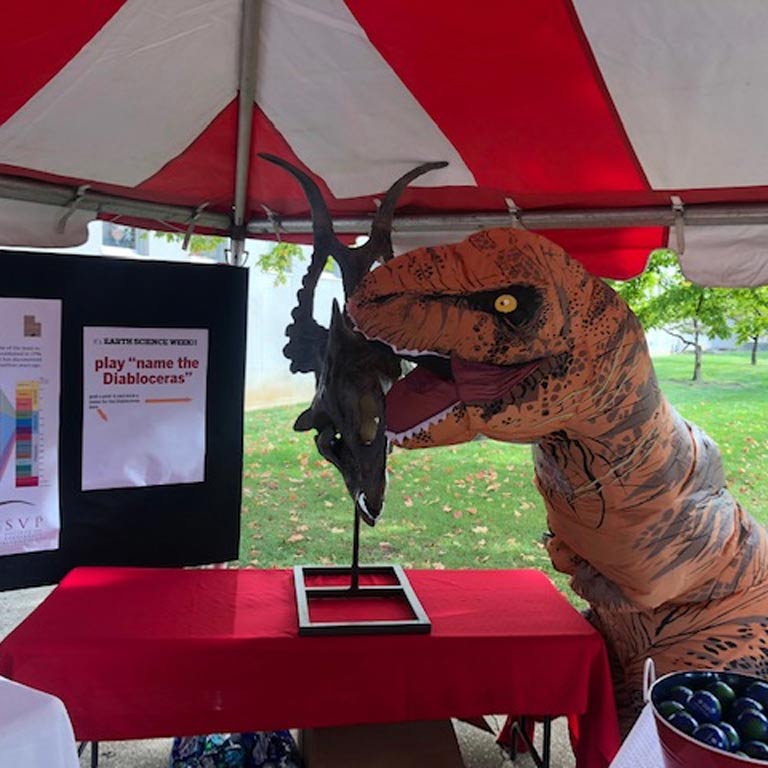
[287, 533, 305, 543]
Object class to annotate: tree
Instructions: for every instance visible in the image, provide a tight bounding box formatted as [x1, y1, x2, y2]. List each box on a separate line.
[612, 249, 731, 382]
[159, 232, 306, 284]
[251, 241, 305, 285]
[728, 287, 768, 365]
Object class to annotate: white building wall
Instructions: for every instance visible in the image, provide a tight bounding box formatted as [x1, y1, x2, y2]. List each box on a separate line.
[645, 328, 683, 356]
[243, 249, 343, 409]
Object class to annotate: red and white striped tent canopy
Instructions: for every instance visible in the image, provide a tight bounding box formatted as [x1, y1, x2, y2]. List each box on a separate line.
[3, 1, 768, 286]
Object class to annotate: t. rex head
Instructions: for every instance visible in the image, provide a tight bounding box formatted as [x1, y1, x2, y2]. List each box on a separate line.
[347, 228, 633, 446]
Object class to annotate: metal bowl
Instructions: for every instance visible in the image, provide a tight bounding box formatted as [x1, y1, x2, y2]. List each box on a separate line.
[646, 661, 768, 767]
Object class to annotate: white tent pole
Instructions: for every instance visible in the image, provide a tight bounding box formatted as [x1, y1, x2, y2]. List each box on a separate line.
[229, 0, 261, 266]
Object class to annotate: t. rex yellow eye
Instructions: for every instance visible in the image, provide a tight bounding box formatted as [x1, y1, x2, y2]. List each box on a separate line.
[494, 294, 518, 313]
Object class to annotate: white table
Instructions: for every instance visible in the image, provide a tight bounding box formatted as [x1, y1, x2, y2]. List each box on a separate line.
[0, 676, 79, 768]
[609, 703, 664, 768]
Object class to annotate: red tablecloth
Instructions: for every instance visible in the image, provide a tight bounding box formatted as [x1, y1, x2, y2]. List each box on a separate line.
[0, 567, 620, 767]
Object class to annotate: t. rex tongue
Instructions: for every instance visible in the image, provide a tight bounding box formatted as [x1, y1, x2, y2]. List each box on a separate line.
[385, 365, 460, 435]
[385, 357, 540, 434]
[452, 357, 540, 403]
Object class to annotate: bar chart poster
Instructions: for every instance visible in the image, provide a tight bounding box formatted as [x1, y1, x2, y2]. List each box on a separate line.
[0, 298, 62, 556]
[82, 326, 209, 491]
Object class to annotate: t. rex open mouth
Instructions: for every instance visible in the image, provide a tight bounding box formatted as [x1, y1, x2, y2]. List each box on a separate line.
[385, 352, 545, 440]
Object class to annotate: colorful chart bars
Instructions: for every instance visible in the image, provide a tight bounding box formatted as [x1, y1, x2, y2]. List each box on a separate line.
[15, 381, 39, 487]
[0, 388, 14, 480]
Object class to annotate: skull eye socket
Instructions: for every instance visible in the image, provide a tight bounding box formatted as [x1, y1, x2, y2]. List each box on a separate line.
[494, 294, 519, 313]
[358, 392, 381, 445]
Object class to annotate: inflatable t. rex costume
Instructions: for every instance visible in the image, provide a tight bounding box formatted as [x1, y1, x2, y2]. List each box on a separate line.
[347, 227, 768, 726]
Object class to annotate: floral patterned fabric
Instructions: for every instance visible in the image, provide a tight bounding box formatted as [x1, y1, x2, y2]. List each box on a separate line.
[170, 731, 302, 768]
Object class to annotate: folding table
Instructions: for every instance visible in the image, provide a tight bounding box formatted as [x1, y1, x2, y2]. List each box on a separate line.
[0, 566, 620, 768]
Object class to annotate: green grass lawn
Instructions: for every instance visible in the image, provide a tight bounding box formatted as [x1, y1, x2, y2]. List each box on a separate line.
[240, 351, 768, 600]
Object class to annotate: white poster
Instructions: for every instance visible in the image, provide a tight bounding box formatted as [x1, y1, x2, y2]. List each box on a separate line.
[0, 298, 61, 555]
[82, 327, 209, 491]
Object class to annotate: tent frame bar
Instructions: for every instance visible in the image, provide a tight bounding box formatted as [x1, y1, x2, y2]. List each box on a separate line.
[246, 201, 768, 234]
[4, 172, 768, 239]
[0, 175, 231, 232]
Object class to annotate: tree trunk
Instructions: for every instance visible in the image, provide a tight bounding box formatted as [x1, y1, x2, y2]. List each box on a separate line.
[692, 322, 702, 382]
[752, 336, 759, 365]
[693, 345, 703, 381]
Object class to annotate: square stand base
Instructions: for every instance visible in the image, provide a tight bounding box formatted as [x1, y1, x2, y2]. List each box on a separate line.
[293, 564, 431, 636]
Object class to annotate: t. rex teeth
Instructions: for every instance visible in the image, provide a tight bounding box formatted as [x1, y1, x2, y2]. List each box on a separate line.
[392, 347, 448, 359]
[348, 324, 447, 360]
[386, 403, 459, 443]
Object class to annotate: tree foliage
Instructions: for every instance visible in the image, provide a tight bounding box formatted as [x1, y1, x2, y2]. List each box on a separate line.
[251, 242, 305, 285]
[727, 287, 768, 364]
[612, 249, 732, 381]
[158, 232, 307, 284]
[159, 231, 225, 256]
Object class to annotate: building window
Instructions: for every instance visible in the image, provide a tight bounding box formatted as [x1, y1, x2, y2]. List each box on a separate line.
[102, 222, 137, 249]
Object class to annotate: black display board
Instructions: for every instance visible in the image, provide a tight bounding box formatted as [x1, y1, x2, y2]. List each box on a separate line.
[0, 251, 248, 590]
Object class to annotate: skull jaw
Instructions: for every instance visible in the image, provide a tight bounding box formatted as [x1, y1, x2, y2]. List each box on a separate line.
[355, 491, 381, 526]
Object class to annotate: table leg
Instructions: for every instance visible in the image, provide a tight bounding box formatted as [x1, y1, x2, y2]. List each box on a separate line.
[77, 740, 99, 767]
[542, 718, 551, 767]
[504, 717, 552, 768]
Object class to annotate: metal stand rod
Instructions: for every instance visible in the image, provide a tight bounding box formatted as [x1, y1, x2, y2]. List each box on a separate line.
[350, 510, 361, 592]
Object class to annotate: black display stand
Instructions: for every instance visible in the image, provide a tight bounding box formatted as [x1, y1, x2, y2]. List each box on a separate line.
[293, 511, 431, 636]
[0, 251, 248, 590]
